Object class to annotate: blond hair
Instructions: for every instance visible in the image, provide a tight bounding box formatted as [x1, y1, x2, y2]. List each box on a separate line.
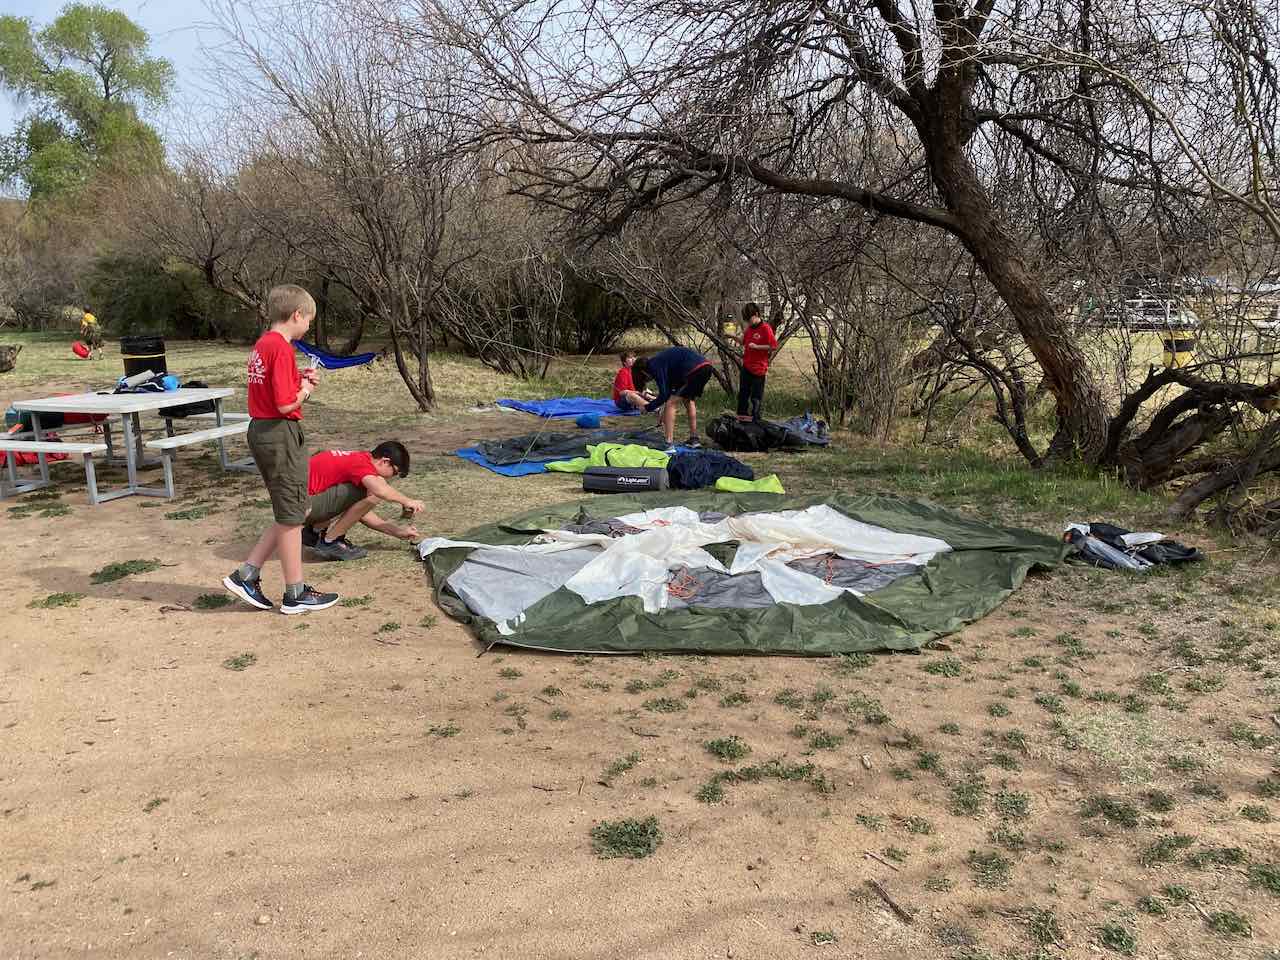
[267, 284, 316, 326]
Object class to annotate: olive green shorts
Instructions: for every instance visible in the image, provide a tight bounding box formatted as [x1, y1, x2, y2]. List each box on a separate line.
[247, 418, 308, 526]
[307, 482, 368, 527]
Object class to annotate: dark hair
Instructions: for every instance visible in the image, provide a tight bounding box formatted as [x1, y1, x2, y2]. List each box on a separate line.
[618, 350, 635, 364]
[631, 356, 650, 392]
[371, 440, 410, 478]
[741, 302, 762, 324]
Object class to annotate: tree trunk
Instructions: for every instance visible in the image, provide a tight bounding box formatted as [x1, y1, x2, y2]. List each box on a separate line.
[921, 115, 1110, 462]
[388, 318, 432, 412]
[335, 311, 367, 356]
[417, 314, 435, 406]
[313, 275, 331, 351]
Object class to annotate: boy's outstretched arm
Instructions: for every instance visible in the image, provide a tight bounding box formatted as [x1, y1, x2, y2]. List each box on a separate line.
[359, 512, 419, 542]
[361, 474, 427, 515]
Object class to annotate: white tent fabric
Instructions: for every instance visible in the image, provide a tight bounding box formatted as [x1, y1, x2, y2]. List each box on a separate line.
[418, 506, 952, 623]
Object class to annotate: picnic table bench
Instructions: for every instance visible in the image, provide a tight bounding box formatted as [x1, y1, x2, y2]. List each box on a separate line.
[1, 388, 253, 504]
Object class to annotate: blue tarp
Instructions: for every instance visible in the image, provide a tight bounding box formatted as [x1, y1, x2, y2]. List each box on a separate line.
[495, 397, 640, 419]
[295, 340, 380, 370]
[454, 447, 559, 477]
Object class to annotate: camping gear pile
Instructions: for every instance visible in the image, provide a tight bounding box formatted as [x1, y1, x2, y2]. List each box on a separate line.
[419, 493, 1065, 654]
[707, 412, 830, 452]
[1064, 522, 1204, 571]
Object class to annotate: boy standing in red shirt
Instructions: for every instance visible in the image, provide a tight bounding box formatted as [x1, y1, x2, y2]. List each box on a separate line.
[737, 302, 778, 421]
[223, 284, 339, 614]
[303, 442, 427, 560]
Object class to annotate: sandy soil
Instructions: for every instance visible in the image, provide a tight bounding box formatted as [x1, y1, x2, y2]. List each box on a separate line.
[3, 408, 1279, 960]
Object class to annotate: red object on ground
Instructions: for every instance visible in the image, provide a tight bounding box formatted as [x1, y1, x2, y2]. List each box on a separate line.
[0, 430, 71, 467]
[72, 341, 90, 359]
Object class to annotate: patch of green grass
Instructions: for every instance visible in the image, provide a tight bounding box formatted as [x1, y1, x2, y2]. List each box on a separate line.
[994, 791, 1031, 821]
[697, 758, 829, 803]
[165, 505, 211, 521]
[904, 815, 933, 835]
[1247, 863, 1280, 895]
[1136, 895, 1167, 916]
[549, 708, 570, 721]
[967, 850, 1012, 888]
[1137, 674, 1172, 696]
[1034, 693, 1066, 714]
[808, 730, 843, 750]
[1184, 673, 1226, 694]
[428, 722, 461, 738]
[1082, 796, 1140, 828]
[376, 622, 401, 634]
[600, 752, 641, 785]
[1165, 754, 1205, 774]
[1190, 780, 1227, 801]
[831, 652, 872, 673]
[1161, 883, 1192, 903]
[193, 593, 231, 610]
[989, 752, 1020, 771]
[695, 780, 724, 803]
[1205, 911, 1252, 938]
[1186, 846, 1246, 868]
[988, 824, 1027, 852]
[924, 876, 954, 892]
[1226, 722, 1275, 749]
[91, 558, 161, 583]
[950, 776, 988, 818]
[27, 592, 85, 609]
[704, 736, 750, 762]
[1139, 834, 1194, 866]
[917, 751, 944, 773]
[939, 722, 961, 735]
[590, 816, 661, 859]
[1002, 729, 1029, 752]
[498, 667, 523, 679]
[339, 594, 373, 607]
[1257, 776, 1280, 799]
[222, 652, 256, 671]
[1060, 680, 1084, 698]
[856, 813, 885, 831]
[1121, 694, 1148, 714]
[845, 693, 890, 725]
[1240, 804, 1272, 823]
[882, 845, 908, 863]
[540, 685, 563, 698]
[923, 657, 964, 678]
[1024, 907, 1063, 945]
[810, 685, 836, 706]
[1146, 790, 1176, 813]
[719, 691, 751, 707]
[693, 677, 722, 691]
[643, 697, 686, 713]
[419, 614, 438, 628]
[810, 931, 838, 945]
[773, 688, 803, 708]
[987, 702, 1011, 718]
[142, 797, 168, 813]
[1097, 922, 1137, 955]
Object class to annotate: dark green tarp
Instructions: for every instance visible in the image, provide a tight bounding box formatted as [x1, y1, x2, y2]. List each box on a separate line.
[423, 492, 1066, 655]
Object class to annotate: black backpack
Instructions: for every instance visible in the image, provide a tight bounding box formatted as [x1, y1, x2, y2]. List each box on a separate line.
[162, 380, 216, 418]
[706, 413, 807, 452]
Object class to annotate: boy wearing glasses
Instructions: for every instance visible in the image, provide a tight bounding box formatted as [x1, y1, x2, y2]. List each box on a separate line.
[303, 441, 426, 560]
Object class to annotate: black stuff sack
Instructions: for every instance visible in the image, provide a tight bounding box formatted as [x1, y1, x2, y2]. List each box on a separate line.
[582, 467, 670, 493]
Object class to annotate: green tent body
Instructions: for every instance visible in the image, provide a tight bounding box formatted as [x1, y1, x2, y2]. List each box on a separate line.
[423, 492, 1066, 655]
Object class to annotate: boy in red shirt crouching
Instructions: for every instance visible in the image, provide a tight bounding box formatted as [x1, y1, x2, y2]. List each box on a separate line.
[303, 442, 426, 560]
[612, 351, 656, 412]
[223, 284, 338, 614]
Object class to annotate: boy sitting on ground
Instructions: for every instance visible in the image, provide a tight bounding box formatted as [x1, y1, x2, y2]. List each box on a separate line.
[304, 441, 427, 560]
[612, 351, 656, 411]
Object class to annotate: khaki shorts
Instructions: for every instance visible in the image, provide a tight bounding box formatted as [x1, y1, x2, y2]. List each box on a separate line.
[247, 418, 308, 526]
[307, 482, 368, 526]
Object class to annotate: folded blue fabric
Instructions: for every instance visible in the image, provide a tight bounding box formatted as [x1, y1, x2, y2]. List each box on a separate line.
[454, 447, 556, 476]
[495, 397, 639, 419]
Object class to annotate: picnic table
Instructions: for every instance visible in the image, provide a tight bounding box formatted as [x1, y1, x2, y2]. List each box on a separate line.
[8, 388, 250, 503]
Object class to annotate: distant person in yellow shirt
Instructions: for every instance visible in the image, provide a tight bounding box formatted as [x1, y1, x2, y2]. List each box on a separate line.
[79, 307, 102, 358]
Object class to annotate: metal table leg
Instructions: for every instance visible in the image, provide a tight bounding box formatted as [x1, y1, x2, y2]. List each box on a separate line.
[120, 413, 140, 491]
[215, 398, 229, 470]
[32, 413, 50, 483]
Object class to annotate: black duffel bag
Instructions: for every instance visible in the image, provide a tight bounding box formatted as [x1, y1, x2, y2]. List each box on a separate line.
[162, 380, 216, 418]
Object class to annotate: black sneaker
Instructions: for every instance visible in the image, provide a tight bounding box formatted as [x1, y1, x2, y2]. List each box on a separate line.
[280, 584, 339, 615]
[302, 525, 320, 549]
[222, 571, 273, 611]
[310, 536, 367, 561]
[686, 434, 703, 449]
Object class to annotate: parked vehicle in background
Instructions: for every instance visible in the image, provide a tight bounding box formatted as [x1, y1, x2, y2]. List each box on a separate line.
[1082, 295, 1202, 331]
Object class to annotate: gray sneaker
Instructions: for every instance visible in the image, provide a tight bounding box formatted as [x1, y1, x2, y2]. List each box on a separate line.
[310, 536, 367, 561]
[281, 584, 340, 615]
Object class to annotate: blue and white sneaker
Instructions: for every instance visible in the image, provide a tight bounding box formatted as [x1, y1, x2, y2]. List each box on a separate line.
[281, 584, 340, 615]
[222, 571, 273, 611]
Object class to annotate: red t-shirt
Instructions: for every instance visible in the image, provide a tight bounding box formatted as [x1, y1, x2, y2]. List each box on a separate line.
[612, 366, 636, 405]
[246, 330, 302, 420]
[308, 450, 378, 496]
[742, 322, 778, 376]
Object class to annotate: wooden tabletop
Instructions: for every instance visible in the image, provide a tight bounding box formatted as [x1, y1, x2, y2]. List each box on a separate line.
[12, 388, 237, 416]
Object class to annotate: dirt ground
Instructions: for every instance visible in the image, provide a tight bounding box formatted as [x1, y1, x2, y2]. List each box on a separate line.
[3, 341, 1280, 960]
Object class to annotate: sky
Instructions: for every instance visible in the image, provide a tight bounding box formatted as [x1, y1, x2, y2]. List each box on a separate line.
[0, 0, 221, 147]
